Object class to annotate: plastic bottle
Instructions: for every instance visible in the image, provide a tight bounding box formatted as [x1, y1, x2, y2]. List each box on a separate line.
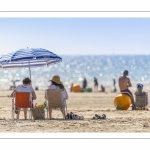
[43, 101, 47, 109]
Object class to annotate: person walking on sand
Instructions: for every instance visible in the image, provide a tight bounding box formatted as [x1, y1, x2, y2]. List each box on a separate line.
[118, 70, 135, 110]
[94, 77, 98, 92]
[113, 79, 117, 92]
[82, 77, 87, 90]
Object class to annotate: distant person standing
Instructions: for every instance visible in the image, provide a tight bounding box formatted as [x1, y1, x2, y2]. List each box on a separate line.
[118, 70, 135, 110]
[113, 79, 117, 92]
[94, 77, 98, 92]
[70, 83, 73, 92]
[10, 79, 20, 90]
[82, 78, 87, 90]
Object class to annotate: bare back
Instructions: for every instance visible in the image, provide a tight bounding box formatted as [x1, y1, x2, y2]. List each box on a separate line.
[118, 76, 132, 91]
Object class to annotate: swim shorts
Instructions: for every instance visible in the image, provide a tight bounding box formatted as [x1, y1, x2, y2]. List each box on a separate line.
[121, 89, 133, 98]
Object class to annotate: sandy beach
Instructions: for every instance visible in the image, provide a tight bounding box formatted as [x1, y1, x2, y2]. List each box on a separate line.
[0, 89, 150, 133]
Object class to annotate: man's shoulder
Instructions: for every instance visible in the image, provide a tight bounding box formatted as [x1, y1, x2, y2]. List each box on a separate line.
[126, 77, 130, 80]
[119, 76, 123, 79]
[119, 76, 130, 79]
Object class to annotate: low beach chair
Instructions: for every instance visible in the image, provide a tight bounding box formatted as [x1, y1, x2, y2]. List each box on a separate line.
[134, 83, 148, 109]
[46, 89, 67, 119]
[12, 92, 32, 120]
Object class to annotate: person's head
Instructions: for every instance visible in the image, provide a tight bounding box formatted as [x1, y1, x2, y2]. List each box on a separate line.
[137, 83, 143, 93]
[123, 70, 128, 76]
[23, 77, 31, 85]
[49, 75, 64, 90]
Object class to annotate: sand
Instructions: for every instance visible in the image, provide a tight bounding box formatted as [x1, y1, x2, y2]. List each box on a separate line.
[0, 89, 150, 133]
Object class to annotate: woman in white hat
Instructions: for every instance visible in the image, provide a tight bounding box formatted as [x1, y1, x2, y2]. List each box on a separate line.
[45, 75, 68, 119]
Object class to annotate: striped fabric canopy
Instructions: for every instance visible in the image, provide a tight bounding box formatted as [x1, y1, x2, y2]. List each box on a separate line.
[0, 48, 62, 69]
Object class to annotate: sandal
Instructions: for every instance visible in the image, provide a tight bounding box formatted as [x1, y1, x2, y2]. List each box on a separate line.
[92, 116, 96, 119]
[15, 108, 18, 114]
[101, 114, 106, 119]
[132, 105, 136, 110]
[95, 114, 101, 119]
[116, 106, 121, 110]
[79, 116, 84, 120]
[95, 114, 106, 119]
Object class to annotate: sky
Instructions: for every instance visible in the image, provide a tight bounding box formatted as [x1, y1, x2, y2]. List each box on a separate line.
[1, 18, 150, 55]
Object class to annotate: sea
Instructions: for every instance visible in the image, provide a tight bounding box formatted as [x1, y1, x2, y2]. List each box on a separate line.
[0, 55, 150, 91]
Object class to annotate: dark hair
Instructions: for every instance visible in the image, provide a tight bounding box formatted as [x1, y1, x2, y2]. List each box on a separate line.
[23, 77, 31, 84]
[51, 81, 64, 90]
[123, 70, 128, 75]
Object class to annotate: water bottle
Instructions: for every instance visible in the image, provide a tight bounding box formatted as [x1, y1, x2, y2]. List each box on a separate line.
[43, 101, 47, 109]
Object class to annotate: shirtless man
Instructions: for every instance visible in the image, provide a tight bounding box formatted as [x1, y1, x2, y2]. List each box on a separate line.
[118, 70, 135, 109]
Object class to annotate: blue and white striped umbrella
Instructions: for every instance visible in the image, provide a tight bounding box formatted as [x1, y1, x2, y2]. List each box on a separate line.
[0, 48, 62, 79]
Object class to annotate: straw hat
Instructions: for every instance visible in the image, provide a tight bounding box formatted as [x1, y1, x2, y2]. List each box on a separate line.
[49, 75, 63, 85]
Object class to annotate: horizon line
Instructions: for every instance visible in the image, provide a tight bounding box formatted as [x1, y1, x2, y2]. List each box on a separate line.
[58, 54, 150, 56]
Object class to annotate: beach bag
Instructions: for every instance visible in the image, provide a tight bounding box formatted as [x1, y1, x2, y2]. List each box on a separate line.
[32, 105, 45, 120]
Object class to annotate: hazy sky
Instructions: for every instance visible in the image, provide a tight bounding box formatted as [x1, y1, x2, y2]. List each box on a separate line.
[1, 18, 150, 55]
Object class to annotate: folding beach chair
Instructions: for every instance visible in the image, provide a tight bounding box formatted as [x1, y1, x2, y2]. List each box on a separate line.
[12, 92, 32, 120]
[46, 89, 67, 119]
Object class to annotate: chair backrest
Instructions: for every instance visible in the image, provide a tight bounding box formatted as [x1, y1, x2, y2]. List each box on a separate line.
[47, 89, 63, 108]
[15, 92, 31, 108]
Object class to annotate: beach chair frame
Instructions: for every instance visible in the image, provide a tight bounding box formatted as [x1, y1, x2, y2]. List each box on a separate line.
[46, 89, 67, 119]
[135, 93, 148, 108]
[12, 92, 33, 120]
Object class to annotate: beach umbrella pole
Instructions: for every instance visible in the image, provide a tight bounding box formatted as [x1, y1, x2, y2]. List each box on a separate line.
[28, 61, 31, 80]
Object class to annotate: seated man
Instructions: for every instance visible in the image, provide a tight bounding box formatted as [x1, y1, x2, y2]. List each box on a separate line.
[11, 77, 36, 119]
[118, 70, 135, 110]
